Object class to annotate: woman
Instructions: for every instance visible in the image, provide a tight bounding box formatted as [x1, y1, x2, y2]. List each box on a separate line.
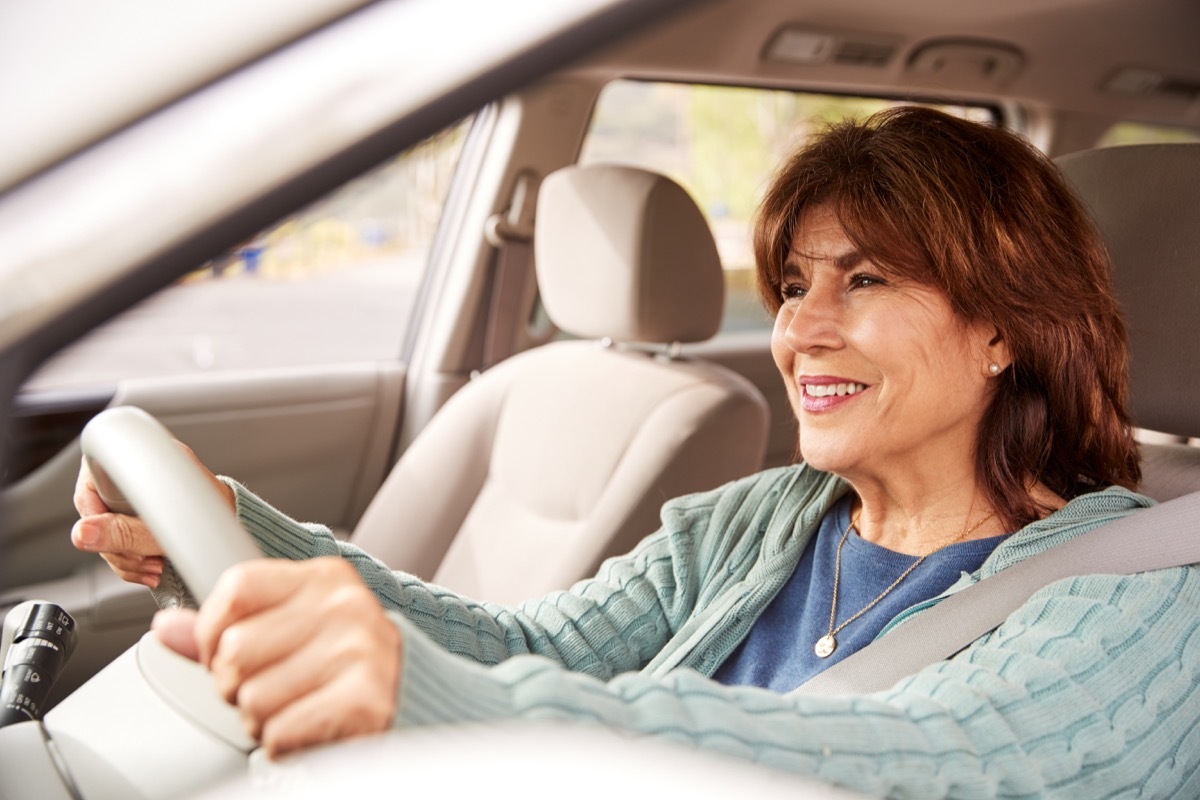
[73, 107, 1200, 797]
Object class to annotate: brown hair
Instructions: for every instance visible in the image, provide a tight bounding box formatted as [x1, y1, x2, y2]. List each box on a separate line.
[754, 106, 1140, 530]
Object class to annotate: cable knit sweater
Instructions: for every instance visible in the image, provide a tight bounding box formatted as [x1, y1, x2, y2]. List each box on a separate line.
[228, 465, 1200, 799]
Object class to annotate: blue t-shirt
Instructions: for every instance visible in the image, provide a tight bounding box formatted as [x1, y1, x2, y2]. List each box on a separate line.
[713, 496, 1004, 693]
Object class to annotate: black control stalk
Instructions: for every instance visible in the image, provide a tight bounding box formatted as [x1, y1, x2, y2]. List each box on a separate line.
[0, 601, 78, 727]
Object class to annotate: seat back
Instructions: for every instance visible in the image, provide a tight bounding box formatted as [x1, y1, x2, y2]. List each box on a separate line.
[1056, 143, 1200, 500]
[352, 165, 769, 602]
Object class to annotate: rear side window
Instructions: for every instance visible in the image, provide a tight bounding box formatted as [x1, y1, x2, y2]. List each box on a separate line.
[579, 81, 996, 333]
[1096, 121, 1200, 148]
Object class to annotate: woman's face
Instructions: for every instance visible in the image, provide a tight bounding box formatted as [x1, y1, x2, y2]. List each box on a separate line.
[771, 206, 1003, 484]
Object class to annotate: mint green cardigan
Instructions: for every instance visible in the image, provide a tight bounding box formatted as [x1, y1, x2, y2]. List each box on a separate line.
[230, 465, 1200, 799]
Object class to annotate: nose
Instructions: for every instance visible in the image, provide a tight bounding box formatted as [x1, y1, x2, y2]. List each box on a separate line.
[776, 285, 844, 354]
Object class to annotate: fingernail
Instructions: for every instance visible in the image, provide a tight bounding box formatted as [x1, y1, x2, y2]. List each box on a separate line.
[74, 523, 97, 547]
[143, 574, 160, 589]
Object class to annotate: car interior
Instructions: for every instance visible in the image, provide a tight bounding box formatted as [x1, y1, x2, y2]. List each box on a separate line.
[1, 0, 1199, 796]
[351, 163, 769, 604]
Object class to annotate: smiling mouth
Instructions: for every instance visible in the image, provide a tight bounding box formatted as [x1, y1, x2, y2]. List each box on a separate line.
[803, 382, 868, 398]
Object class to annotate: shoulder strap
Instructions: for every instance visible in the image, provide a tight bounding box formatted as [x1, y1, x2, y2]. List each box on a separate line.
[794, 491, 1200, 696]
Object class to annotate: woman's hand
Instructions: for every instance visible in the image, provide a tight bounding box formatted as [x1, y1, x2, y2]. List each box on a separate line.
[71, 442, 235, 587]
[72, 439, 399, 753]
[153, 557, 402, 757]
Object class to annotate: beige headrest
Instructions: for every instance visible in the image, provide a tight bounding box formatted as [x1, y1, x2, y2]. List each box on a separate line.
[535, 164, 725, 344]
[1056, 143, 1200, 437]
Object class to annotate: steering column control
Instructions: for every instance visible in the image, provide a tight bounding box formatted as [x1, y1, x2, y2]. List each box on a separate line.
[0, 601, 78, 728]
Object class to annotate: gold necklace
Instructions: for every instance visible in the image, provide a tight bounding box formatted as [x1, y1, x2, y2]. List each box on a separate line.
[814, 508, 997, 659]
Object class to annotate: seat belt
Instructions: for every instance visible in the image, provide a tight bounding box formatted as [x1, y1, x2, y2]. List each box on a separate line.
[481, 170, 538, 370]
[794, 491, 1200, 697]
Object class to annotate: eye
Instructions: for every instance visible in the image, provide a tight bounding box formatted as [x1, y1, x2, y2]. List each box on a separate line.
[848, 272, 886, 290]
[780, 281, 808, 301]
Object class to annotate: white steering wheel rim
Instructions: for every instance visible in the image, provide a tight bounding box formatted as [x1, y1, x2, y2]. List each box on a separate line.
[80, 405, 261, 603]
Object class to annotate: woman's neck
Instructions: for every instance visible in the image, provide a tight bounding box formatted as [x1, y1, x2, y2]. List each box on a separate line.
[844, 471, 1005, 556]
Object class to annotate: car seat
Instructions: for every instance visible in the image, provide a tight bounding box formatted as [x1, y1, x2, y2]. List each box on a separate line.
[351, 164, 770, 603]
[1056, 143, 1200, 500]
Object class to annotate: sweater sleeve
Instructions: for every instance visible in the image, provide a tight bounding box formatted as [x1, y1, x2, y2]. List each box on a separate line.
[223, 475, 759, 677]
[392, 564, 1200, 799]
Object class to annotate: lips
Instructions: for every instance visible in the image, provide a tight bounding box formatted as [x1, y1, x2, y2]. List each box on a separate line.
[799, 377, 870, 412]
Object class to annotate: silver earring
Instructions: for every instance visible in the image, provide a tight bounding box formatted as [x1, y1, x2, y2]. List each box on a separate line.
[988, 363, 1001, 376]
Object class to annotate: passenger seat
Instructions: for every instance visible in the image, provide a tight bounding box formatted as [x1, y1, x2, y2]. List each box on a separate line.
[352, 164, 770, 602]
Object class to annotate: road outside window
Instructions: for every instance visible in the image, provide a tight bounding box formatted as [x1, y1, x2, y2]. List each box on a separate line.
[20, 120, 471, 393]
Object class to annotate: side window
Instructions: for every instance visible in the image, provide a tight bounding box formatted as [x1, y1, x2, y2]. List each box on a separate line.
[1096, 121, 1200, 148]
[20, 119, 472, 393]
[579, 81, 996, 334]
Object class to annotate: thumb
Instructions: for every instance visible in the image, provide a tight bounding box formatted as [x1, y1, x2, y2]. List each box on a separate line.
[72, 513, 161, 556]
[152, 609, 202, 662]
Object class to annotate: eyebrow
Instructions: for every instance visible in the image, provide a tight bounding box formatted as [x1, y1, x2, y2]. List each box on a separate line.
[834, 250, 866, 270]
[783, 247, 865, 274]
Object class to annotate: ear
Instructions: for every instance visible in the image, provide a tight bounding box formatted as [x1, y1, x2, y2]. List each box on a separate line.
[983, 329, 1011, 376]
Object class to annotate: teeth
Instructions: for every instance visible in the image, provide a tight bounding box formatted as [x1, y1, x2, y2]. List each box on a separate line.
[804, 382, 867, 397]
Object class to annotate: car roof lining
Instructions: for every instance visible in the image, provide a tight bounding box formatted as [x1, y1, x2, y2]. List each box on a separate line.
[558, 0, 1200, 130]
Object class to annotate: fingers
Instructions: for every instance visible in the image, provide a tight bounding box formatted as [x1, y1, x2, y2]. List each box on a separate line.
[71, 513, 163, 558]
[195, 557, 402, 756]
[72, 440, 229, 590]
[152, 609, 202, 662]
[193, 558, 320, 668]
[71, 512, 166, 586]
[208, 594, 319, 703]
[249, 617, 401, 757]
[74, 450, 155, 586]
[100, 553, 165, 588]
[228, 600, 398, 737]
[73, 455, 110, 517]
[259, 661, 398, 757]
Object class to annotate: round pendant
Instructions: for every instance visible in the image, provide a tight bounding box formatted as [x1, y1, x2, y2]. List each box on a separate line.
[814, 634, 837, 658]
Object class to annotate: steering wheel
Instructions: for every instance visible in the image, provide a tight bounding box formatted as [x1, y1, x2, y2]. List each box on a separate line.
[0, 407, 264, 799]
[80, 406, 261, 603]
